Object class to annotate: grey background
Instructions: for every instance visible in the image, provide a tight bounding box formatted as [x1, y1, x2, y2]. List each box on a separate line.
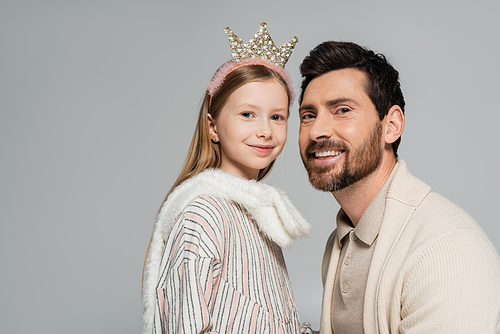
[1, 0, 499, 333]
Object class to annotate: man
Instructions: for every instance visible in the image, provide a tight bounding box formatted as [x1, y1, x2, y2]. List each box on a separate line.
[298, 41, 500, 333]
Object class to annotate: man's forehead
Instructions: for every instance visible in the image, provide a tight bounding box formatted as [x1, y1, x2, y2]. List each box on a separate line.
[302, 69, 369, 105]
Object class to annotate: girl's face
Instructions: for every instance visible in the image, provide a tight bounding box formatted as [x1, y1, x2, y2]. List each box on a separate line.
[209, 79, 288, 180]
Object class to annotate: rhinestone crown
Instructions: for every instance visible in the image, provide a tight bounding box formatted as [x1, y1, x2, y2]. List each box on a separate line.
[224, 22, 298, 67]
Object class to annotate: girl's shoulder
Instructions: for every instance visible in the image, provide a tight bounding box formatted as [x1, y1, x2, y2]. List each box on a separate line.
[179, 194, 254, 234]
[179, 194, 246, 224]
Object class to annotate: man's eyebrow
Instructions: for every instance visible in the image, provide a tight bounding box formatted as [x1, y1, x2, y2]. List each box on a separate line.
[298, 104, 317, 112]
[325, 98, 358, 107]
[300, 98, 359, 113]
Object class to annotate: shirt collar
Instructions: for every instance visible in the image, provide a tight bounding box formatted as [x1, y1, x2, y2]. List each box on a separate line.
[336, 162, 399, 246]
[336, 209, 353, 245]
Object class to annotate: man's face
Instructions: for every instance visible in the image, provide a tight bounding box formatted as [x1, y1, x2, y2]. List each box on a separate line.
[299, 68, 383, 192]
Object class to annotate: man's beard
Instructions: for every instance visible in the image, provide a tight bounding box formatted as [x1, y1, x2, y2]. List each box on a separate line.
[303, 122, 383, 192]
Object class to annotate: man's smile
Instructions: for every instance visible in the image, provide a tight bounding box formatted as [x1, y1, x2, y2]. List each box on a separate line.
[314, 150, 344, 159]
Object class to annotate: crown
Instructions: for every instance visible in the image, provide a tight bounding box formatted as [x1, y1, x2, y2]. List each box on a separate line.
[224, 22, 298, 67]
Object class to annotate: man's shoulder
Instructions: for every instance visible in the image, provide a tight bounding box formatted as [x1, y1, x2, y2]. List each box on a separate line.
[384, 188, 500, 283]
[400, 189, 500, 263]
[388, 160, 479, 230]
[387, 161, 495, 255]
[413, 190, 478, 232]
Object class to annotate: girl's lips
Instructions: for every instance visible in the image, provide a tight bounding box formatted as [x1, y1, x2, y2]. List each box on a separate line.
[249, 145, 274, 153]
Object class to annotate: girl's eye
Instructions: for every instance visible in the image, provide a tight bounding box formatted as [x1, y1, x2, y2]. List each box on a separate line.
[241, 112, 252, 118]
[271, 114, 285, 121]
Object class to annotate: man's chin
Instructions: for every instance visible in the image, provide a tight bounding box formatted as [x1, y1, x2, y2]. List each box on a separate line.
[310, 180, 336, 192]
[306, 168, 340, 192]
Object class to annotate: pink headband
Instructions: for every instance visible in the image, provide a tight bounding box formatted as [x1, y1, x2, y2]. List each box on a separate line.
[206, 58, 295, 105]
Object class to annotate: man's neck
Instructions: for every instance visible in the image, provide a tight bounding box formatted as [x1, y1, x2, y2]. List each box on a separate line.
[332, 156, 396, 227]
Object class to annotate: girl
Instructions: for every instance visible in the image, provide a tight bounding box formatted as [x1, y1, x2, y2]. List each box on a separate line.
[142, 22, 309, 334]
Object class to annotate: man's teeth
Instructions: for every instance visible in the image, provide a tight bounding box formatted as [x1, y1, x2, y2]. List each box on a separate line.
[315, 150, 342, 158]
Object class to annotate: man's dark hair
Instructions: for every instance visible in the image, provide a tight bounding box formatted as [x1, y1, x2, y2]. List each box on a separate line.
[299, 41, 405, 157]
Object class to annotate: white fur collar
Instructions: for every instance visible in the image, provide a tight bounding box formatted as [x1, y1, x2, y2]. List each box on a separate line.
[157, 168, 310, 247]
[142, 169, 309, 332]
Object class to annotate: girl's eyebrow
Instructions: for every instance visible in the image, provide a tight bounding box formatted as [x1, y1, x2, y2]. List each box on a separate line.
[235, 103, 260, 110]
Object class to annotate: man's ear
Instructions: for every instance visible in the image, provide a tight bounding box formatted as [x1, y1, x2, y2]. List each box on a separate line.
[383, 105, 405, 145]
[207, 114, 219, 142]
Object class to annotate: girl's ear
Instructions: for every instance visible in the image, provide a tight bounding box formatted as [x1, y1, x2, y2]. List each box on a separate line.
[207, 114, 219, 142]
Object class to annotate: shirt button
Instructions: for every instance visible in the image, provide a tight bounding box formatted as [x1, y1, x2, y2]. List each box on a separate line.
[341, 283, 349, 293]
[351, 234, 358, 241]
[344, 255, 352, 265]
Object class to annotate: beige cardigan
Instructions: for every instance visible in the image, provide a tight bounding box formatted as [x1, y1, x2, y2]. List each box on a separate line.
[320, 160, 500, 334]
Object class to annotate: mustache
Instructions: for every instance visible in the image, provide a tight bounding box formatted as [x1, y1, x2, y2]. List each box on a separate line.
[305, 139, 347, 155]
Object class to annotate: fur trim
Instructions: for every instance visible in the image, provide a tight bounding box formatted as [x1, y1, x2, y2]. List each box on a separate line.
[142, 169, 309, 333]
[206, 59, 296, 105]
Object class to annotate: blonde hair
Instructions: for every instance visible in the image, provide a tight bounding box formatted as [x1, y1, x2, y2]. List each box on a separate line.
[143, 64, 292, 284]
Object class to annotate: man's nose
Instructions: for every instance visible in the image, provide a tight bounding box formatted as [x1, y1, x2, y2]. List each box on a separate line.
[309, 111, 334, 141]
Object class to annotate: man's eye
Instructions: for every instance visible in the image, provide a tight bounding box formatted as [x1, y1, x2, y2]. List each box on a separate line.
[301, 113, 316, 120]
[337, 108, 350, 114]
